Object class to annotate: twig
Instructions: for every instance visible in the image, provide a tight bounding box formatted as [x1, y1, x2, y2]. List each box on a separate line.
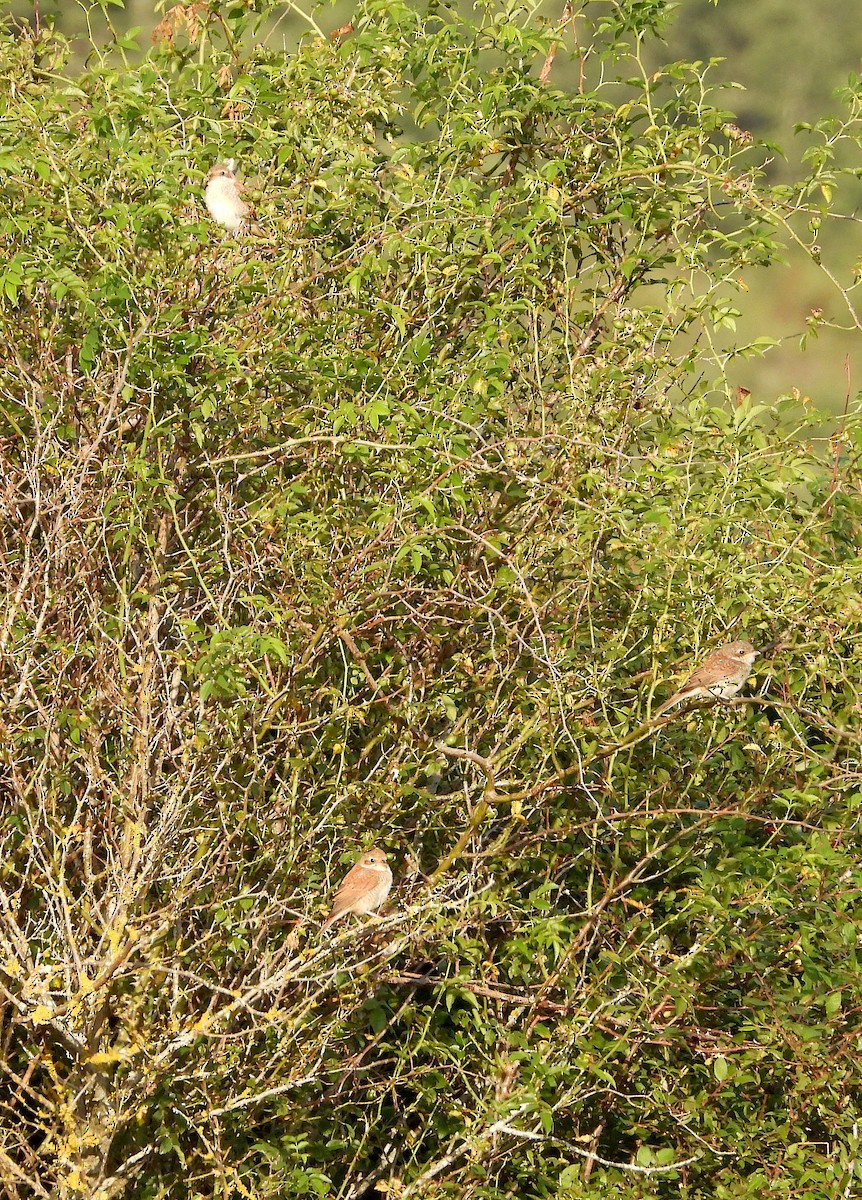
[539, 0, 575, 85]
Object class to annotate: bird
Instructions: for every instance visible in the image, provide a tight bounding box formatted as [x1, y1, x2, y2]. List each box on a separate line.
[655, 640, 758, 716]
[321, 847, 393, 932]
[204, 159, 253, 234]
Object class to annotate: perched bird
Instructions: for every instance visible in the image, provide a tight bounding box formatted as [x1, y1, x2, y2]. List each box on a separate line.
[204, 159, 252, 234]
[655, 640, 758, 716]
[321, 847, 392, 932]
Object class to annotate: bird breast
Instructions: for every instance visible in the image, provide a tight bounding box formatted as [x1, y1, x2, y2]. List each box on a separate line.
[205, 177, 249, 231]
[712, 678, 744, 699]
[356, 868, 393, 914]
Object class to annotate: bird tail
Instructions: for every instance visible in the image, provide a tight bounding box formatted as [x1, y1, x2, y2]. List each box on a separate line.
[654, 689, 691, 717]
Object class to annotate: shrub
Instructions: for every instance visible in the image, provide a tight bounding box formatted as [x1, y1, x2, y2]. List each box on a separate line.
[1, 1, 861, 1197]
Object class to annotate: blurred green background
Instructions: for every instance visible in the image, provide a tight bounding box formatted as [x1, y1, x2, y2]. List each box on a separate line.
[12, 0, 862, 414]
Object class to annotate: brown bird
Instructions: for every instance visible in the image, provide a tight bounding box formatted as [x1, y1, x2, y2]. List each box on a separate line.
[655, 640, 758, 716]
[321, 847, 393, 932]
[204, 159, 253, 234]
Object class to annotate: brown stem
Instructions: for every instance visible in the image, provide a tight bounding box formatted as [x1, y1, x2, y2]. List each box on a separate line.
[539, 0, 575, 86]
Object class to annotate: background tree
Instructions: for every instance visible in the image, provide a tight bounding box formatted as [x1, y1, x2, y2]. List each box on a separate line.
[1, 1, 862, 1198]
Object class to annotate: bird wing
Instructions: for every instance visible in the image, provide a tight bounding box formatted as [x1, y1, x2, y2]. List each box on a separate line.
[330, 863, 381, 913]
[683, 660, 722, 691]
[655, 651, 739, 715]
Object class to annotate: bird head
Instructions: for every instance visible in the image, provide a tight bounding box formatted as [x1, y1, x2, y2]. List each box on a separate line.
[726, 640, 758, 665]
[206, 161, 237, 183]
[359, 848, 389, 868]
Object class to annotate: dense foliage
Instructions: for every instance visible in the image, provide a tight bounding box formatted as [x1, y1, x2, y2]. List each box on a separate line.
[1, 1, 862, 1197]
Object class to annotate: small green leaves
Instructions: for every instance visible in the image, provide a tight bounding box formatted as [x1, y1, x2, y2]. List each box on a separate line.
[0, 2, 860, 1200]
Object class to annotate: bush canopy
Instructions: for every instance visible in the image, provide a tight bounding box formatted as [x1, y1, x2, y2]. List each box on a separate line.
[1, 0, 862, 1197]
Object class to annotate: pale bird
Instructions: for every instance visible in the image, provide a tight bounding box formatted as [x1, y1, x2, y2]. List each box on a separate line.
[321, 847, 392, 932]
[655, 640, 758, 716]
[205, 159, 252, 233]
